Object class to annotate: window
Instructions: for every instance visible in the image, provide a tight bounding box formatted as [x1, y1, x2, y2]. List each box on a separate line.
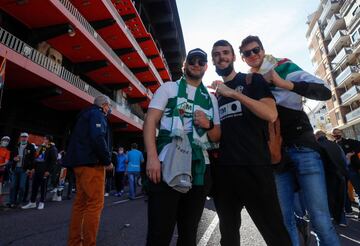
[335, 112, 340, 121]
[332, 94, 337, 102]
[351, 30, 360, 43]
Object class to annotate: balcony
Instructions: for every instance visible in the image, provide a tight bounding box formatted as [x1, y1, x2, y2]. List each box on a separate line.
[0, 27, 144, 127]
[309, 48, 317, 60]
[328, 30, 349, 55]
[335, 66, 360, 87]
[346, 6, 360, 30]
[351, 38, 360, 54]
[319, 0, 341, 24]
[307, 23, 319, 47]
[331, 47, 352, 69]
[346, 107, 360, 123]
[340, 85, 360, 105]
[324, 14, 345, 39]
[51, 0, 152, 98]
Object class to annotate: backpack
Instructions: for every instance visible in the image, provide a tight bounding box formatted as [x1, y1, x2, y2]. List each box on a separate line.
[245, 73, 282, 164]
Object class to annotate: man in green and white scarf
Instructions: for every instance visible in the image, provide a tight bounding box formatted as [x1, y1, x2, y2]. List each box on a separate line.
[144, 48, 220, 246]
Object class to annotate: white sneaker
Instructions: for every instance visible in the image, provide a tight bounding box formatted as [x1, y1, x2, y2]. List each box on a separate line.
[52, 194, 62, 202]
[21, 202, 36, 209]
[104, 193, 109, 197]
[37, 202, 45, 210]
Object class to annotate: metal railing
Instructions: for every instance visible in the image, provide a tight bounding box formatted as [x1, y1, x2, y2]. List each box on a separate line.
[328, 30, 348, 53]
[340, 85, 360, 104]
[324, 14, 343, 38]
[346, 106, 360, 123]
[319, 0, 335, 24]
[57, 0, 150, 98]
[347, 7, 360, 30]
[104, 0, 163, 85]
[331, 47, 352, 67]
[0, 27, 144, 126]
[335, 65, 360, 87]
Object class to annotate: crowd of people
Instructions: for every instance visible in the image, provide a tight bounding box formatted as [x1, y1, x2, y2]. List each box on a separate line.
[1, 36, 360, 246]
[0, 131, 146, 212]
[143, 36, 360, 246]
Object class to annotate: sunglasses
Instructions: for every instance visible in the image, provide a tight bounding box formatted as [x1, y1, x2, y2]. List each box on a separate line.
[188, 59, 207, 66]
[241, 47, 262, 58]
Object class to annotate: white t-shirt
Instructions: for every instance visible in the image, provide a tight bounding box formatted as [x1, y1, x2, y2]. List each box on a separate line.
[149, 81, 220, 164]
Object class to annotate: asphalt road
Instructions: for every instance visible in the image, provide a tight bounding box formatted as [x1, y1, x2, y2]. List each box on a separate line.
[0, 194, 360, 246]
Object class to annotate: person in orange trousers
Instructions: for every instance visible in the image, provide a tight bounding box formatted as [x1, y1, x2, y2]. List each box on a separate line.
[63, 95, 113, 246]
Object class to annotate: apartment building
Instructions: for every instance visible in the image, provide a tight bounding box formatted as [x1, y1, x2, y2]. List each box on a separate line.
[0, 0, 185, 148]
[306, 0, 360, 139]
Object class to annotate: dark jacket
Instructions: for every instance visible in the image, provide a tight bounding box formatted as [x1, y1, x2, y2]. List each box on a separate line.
[11, 142, 36, 171]
[336, 138, 360, 171]
[33, 143, 58, 173]
[317, 136, 347, 224]
[63, 105, 112, 167]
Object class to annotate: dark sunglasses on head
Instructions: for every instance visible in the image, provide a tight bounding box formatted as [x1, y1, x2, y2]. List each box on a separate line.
[241, 47, 261, 58]
[188, 59, 207, 66]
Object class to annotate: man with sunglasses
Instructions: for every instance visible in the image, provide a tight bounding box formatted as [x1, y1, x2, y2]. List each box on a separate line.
[209, 40, 291, 246]
[240, 35, 339, 246]
[144, 48, 220, 246]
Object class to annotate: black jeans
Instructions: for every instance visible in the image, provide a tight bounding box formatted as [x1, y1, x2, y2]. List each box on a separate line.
[22, 175, 30, 203]
[105, 170, 113, 193]
[66, 167, 75, 198]
[213, 165, 292, 246]
[115, 172, 125, 192]
[146, 179, 208, 246]
[30, 171, 48, 203]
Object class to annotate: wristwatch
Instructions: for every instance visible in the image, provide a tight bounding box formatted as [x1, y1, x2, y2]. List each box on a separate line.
[205, 120, 214, 131]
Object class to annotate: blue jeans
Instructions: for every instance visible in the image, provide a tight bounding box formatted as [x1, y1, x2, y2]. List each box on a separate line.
[9, 167, 27, 204]
[275, 147, 340, 246]
[128, 172, 140, 199]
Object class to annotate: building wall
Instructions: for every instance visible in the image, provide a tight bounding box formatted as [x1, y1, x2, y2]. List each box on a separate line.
[306, 0, 360, 139]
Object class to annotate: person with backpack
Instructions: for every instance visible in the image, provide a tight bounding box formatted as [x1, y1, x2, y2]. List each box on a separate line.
[240, 35, 339, 246]
[209, 40, 291, 246]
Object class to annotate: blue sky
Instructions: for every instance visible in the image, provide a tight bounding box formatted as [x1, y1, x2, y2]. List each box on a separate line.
[176, 0, 321, 85]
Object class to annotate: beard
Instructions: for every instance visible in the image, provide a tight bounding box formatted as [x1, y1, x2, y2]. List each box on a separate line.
[215, 62, 234, 77]
[185, 67, 204, 80]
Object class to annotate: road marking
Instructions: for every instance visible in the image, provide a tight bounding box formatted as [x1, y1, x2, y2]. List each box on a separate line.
[112, 199, 129, 204]
[197, 214, 219, 246]
[339, 234, 360, 244]
[112, 195, 145, 205]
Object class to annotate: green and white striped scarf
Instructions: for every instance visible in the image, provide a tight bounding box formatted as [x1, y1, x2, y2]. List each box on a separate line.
[157, 77, 215, 185]
[171, 77, 214, 148]
[255, 54, 320, 111]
